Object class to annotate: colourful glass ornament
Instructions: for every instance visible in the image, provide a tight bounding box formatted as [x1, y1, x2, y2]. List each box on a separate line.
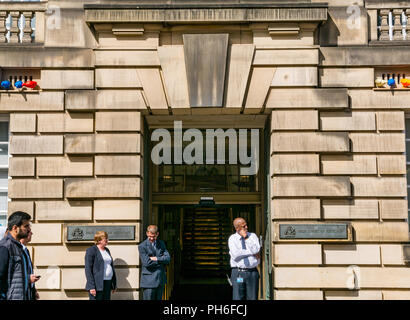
[387, 78, 396, 86]
[14, 80, 23, 89]
[22, 80, 37, 89]
[0, 80, 11, 90]
[401, 78, 410, 88]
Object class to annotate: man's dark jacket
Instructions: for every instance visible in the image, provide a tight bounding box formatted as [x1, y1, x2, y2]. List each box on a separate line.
[85, 245, 117, 292]
[138, 238, 170, 288]
[0, 233, 30, 300]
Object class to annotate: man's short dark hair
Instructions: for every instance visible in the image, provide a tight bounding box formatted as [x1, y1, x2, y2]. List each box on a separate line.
[7, 211, 31, 231]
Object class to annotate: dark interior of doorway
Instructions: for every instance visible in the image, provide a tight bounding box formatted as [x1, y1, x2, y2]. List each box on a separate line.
[159, 204, 255, 300]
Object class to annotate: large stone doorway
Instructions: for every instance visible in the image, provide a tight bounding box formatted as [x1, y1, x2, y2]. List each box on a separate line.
[157, 204, 257, 300]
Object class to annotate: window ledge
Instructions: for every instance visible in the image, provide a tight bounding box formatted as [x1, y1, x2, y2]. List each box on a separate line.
[0, 90, 41, 94]
[369, 40, 410, 46]
[373, 88, 410, 91]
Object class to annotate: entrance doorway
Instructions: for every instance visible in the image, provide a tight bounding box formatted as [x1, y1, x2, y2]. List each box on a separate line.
[158, 204, 256, 300]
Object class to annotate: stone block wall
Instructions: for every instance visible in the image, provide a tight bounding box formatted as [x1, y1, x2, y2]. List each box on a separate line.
[269, 82, 410, 301]
[6, 79, 144, 299]
[2, 0, 410, 300]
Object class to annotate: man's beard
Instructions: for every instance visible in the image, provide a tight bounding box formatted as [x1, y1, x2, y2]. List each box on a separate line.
[16, 228, 29, 240]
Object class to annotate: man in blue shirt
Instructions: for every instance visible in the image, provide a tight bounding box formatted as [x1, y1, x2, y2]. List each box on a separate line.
[228, 217, 261, 300]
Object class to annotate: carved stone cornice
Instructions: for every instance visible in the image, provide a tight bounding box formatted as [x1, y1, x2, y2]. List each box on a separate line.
[84, 5, 328, 25]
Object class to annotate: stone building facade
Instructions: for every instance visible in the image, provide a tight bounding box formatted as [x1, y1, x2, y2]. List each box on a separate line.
[1, 0, 410, 300]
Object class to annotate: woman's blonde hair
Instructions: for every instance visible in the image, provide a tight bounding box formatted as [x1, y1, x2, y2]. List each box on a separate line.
[94, 231, 108, 244]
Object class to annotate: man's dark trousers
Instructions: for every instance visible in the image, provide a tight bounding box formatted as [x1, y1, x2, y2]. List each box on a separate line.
[231, 268, 259, 300]
[143, 285, 164, 300]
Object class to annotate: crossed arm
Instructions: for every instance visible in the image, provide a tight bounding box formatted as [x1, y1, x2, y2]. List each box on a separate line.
[228, 234, 261, 262]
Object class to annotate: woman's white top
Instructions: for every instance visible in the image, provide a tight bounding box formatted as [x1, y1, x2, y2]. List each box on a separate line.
[99, 248, 113, 280]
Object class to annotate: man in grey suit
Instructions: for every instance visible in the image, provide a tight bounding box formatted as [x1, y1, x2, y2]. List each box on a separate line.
[138, 225, 170, 300]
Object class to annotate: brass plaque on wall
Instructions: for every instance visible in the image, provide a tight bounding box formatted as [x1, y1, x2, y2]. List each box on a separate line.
[66, 225, 135, 242]
[279, 223, 348, 239]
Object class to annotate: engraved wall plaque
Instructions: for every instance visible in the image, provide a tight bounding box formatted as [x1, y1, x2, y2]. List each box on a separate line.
[279, 223, 348, 239]
[67, 225, 135, 241]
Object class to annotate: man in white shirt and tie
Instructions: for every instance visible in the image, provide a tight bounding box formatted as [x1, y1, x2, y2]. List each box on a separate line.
[228, 217, 260, 300]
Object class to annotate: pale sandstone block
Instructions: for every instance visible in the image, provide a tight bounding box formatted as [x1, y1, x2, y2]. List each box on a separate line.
[318, 5, 368, 46]
[383, 291, 410, 300]
[112, 291, 140, 300]
[94, 200, 141, 220]
[37, 157, 93, 176]
[350, 89, 410, 109]
[62, 267, 139, 289]
[274, 290, 323, 300]
[137, 68, 168, 111]
[34, 267, 61, 290]
[36, 291, 88, 300]
[378, 155, 406, 175]
[37, 113, 94, 133]
[274, 244, 322, 265]
[350, 133, 405, 153]
[95, 156, 141, 176]
[381, 245, 405, 265]
[10, 114, 36, 133]
[320, 68, 374, 87]
[95, 50, 160, 66]
[271, 67, 317, 87]
[30, 223, 62, 244]
[325, 291, 382, 300]
[323, 244, 381, 265]
[380, 200, 408, 220]
[322, 155, 377, 175]
[41, 70, 94, 90]
[95, 112, 141, 132]
[322, 200, 379, 219]
[274, 267, 350, 288]
[360, 268, 410, 288]
[245, 67, 275, 111]
[225, 44, 254, 108]
[65, 90, 146, 111]
[7, 201, 34, 217]
[158, 46, 190, 108]
[0, 92, 64, 112]
[34, 246, 85, 267]
[65, 134, 141, 154]
[271, 154, 319, 174]
[0, 48, 92, 69]
[272, 199, 321, 219]
[9, 157, 35, 177]
[377, 112, 404, 131]
[34, 245, 139, 267]
[9, 179, 63, 199]
[253, 49, 318, 66]
[320, 112, 376, 131]
[351, 177, 407, 197]
[95, 68, 142, 88]
[266, 89, 348, 109]
[36, 201, 92, 221]
[271, 110, 318, 130]
[65, 178, 141, 198]
[10, 135, 63, 155]
[253, 30, 314, 47]
[272, 176, 351, 197]
[352, 222, 409, 242]
[271, 132, 349, 152]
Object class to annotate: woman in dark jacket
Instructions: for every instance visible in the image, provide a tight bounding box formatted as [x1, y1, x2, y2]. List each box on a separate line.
[85, 231, 117, 300]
